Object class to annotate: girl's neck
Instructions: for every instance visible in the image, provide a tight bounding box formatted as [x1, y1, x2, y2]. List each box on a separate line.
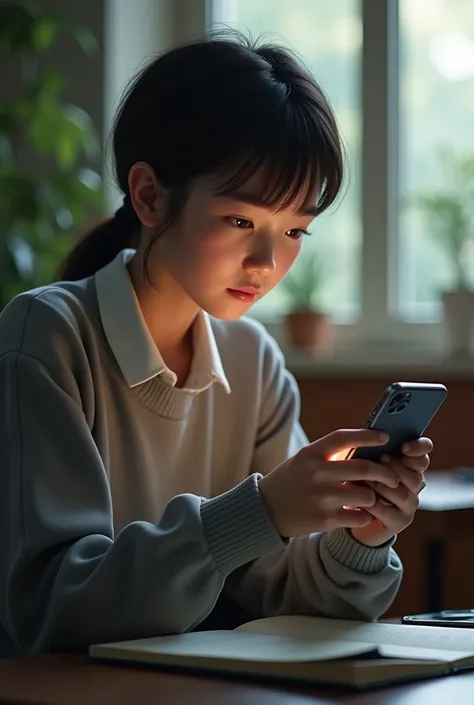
[127, 255, 199, 384]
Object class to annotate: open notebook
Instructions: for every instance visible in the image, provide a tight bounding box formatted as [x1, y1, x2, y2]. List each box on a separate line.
[89, 615, 474, 690]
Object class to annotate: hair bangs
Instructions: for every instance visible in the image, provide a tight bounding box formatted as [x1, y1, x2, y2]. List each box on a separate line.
[211, 99, 344, 216]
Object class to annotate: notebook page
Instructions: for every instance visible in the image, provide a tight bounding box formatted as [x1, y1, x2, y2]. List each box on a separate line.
[378, 644, 474, 663]
[92, 630, 376, 663]
[237, 616, 474, 653]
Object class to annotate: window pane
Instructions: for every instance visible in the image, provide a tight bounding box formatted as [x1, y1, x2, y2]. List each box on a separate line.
[399, 0, 474, 319]
[217, 0, 362, 321]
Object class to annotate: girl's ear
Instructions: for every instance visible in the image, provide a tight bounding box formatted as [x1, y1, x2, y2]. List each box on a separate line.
[128, 162, 167, 228]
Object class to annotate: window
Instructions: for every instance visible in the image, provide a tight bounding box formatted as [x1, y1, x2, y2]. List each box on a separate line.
[209, 0, 474, 351]
[399, 0, 474, 320]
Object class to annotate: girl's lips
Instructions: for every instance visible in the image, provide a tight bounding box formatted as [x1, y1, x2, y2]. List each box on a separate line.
[227, 288, 258, 303]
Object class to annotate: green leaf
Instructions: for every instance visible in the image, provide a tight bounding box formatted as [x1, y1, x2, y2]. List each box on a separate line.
[23, 97, 99, 166]
[278, 249, 332, 312]
[25, 97, 63, 155]
[62, 104, 100, 157]
[32, 16, 58, 51]
[56, 132, 77, 169]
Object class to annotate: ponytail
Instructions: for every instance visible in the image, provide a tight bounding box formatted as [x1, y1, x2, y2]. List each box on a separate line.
[56, 196, 140, 281]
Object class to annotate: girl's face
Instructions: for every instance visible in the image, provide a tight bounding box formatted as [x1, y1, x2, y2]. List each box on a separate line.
[147, 173, 318, 321]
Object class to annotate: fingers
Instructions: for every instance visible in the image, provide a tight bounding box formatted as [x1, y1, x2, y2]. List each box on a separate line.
[382, 455, 428, 491]
[333, 508, 375, 529]
[364, 497, 402, 527]
[367, 480, 410, 508]
[366, 486, 420, 528]
[384, 452, 429, 474]
[309, 429, 389, 460]
[367, 475, 422, 514]
[364, 462, 425, 533]
[338, 483, 378, 508]
[323, 459, 399, 488]
[401, 437, 433, 457]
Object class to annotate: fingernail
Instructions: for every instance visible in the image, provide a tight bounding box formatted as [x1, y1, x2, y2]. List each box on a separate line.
[381, 454, 391, 463]
[402, 443, 410, 453]
[378, 432, 389, 443]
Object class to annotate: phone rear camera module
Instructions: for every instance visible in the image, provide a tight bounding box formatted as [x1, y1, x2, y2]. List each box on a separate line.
[388, 391, 411, 414]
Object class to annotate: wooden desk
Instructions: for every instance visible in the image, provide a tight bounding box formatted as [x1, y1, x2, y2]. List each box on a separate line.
[1, 653, 474, 705]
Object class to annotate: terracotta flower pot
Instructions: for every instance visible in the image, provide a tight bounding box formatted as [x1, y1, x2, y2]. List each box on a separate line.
[284, 311, 334, 353]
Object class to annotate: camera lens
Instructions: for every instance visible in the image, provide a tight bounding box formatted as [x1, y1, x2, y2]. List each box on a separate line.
[388, 397, 409, 414]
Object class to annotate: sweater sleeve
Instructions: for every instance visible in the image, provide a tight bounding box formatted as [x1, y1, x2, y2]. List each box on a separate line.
[225, 333, 403, 622]
[0, 296, 284, 654]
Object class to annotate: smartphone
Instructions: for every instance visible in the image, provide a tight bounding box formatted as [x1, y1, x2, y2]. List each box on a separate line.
[402, 610, 474, 628]
[346, 382, 447, 462]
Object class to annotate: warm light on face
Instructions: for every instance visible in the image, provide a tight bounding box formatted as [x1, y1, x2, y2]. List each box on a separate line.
[146, 174, 315, 323]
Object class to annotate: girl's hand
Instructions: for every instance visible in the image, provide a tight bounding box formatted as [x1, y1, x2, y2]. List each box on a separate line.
[258, 429, 400, 538]
[350, 437, 432, 547]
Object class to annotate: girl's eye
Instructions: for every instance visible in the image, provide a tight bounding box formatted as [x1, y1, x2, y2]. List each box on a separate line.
[228, 217, 254, 229]
[286, 228, 310, 240]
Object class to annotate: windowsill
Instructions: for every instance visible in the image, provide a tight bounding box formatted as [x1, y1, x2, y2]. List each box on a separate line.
[284, 347, 474, 379]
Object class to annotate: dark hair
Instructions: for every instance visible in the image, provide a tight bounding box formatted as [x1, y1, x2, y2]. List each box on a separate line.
[57, 30, 344, 282]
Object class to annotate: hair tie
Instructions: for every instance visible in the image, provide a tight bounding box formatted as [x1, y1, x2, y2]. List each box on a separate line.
[114, 194, 138, 223]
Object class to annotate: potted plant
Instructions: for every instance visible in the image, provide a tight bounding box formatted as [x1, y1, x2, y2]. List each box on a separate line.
[412, 146, 474, 354]
[278, 250, 334, 353]
[0, 1, 103, 310]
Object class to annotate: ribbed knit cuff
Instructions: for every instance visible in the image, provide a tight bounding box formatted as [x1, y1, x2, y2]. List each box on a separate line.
[323, 528, 395, 574]
[200, 473, 285, 577]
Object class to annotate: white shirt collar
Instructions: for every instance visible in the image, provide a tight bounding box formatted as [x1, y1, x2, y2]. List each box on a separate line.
[94, 249, 231, 394]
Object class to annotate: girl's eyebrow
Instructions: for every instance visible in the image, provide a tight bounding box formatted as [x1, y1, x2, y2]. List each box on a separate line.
[217, 189, 318, 217]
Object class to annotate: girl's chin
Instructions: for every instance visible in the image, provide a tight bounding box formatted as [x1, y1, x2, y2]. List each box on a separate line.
[201, 300, 255, 321]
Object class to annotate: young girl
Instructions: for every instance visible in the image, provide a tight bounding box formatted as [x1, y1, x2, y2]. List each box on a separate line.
[0, 33, 431, 656]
